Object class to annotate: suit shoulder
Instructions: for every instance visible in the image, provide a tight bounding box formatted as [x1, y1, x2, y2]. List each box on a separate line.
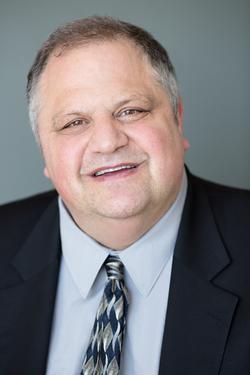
[190, 174, 250, 227]
[190, 173, 250, 207]
[0, 190, 59, 285]
[190, 173, 250, 253]
[0, 190, 58, 221]
[0, 190, 58, 256]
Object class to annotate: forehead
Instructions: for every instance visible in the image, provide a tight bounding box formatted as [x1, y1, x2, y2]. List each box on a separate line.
[37, 39, 167, 120]
[48, 38, 147, 67]
[41, 39, 156, 91]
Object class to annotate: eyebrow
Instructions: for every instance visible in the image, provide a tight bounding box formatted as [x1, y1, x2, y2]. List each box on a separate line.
[52, 94, 155, 122]
[113, 94, 154, 108]
[52, 111, 85, 126]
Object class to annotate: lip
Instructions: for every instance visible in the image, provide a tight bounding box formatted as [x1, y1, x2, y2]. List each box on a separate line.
[89, 162, 139, 177]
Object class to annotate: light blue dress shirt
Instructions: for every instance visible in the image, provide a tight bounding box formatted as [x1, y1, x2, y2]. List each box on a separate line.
[46, 172, 187, 375]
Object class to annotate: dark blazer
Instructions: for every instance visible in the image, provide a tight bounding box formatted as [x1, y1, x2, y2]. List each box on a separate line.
[0, 172, 250, 375]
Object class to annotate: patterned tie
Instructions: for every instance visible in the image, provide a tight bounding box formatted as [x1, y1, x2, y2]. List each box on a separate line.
[81, 255, 129, 375]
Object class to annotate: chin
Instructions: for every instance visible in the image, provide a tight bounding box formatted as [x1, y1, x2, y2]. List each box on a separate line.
[93, 198, 149, 220]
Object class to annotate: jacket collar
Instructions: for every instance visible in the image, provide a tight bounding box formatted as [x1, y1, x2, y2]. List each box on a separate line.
[0, 195, 61, 374]
[12, 197, 61, 280]
[174, 172, 231, 281]
[159, 172, 238, 375]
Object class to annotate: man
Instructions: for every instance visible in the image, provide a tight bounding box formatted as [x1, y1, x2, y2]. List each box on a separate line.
[0, 16, 249, 375]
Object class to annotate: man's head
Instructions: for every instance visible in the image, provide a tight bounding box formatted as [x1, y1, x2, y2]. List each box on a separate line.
[27, 16, 189, 248]
[27, 16, 179, 140]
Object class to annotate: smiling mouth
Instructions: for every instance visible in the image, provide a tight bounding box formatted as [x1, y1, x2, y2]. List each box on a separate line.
[92, 164, 138, 177]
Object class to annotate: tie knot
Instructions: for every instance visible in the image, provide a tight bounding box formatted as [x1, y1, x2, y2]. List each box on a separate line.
[105, 255, 124, 281]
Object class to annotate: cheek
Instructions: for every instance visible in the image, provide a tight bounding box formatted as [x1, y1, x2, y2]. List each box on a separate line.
[134, 125, 184, 174]
[43, 137, 84, 180]
[135, 126, 172, 158]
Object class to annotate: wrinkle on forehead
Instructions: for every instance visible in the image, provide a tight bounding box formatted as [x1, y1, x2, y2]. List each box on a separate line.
[51, 93, 156, 122]
[40, 39, 156, 91]
[37, 39, 170, 130]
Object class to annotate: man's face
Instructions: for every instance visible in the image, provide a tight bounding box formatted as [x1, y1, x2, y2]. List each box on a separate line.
[38, 40, 189, 225]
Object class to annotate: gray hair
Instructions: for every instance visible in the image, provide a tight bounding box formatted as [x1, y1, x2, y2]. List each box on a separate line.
[27, 16, 180, 140]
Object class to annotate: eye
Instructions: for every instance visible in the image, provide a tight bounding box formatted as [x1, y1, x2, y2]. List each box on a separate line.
[116, 108, 149, 122]
[121, 109, 141, 116]
[62, 118, 89, 130]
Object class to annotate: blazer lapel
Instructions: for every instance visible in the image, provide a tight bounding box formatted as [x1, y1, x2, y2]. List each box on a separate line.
[159, 176, 239, 375]
[0, 198, 61, 375]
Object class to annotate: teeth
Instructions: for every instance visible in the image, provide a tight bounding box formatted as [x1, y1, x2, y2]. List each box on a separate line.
[94, 165, 136, 177]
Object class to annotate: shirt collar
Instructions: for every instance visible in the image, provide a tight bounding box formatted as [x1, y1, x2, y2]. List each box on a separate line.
[58, 170, 187, 298]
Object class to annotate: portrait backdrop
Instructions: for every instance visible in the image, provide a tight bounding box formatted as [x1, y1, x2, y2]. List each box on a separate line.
[0, 0, 249, 203]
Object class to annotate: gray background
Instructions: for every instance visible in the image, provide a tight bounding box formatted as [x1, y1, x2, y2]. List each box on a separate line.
[1, 0, 249, 204]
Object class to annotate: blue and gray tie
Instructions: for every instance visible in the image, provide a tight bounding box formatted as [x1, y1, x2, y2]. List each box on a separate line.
[81, 255, 129, 375]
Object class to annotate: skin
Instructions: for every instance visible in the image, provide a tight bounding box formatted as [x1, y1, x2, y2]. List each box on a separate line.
[37, 39, 190, 250]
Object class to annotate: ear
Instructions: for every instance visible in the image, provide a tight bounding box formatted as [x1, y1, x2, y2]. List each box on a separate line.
[44, 166, 50, 179]
[176, 97, 184, 129]
[177, 97, 190, 151]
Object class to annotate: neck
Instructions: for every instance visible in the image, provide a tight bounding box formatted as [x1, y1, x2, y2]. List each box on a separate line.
[80, 217, 153, 250]
[61, 172, 186, 250]
[68, 200, 177, 250]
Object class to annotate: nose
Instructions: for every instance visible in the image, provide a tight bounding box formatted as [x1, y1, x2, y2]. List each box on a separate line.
[88, 116, 128, 154]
